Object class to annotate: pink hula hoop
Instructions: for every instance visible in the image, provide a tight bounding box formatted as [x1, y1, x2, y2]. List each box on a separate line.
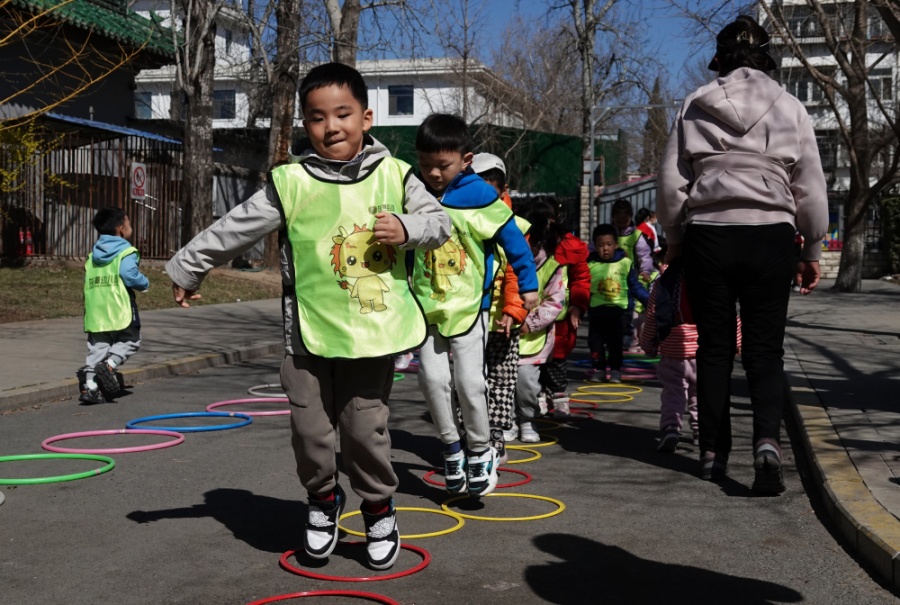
[423, 467, 532, 489]
[41, 429, 184, 454]
[206, 398, 290, 416]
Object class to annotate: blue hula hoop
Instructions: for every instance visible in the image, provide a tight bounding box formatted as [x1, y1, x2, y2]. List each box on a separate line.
[125, 411, 253, 432]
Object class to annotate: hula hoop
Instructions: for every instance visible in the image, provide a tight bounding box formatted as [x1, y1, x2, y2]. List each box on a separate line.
[247, 383, 287, 398]
[573, 359, 592, 367]
[247, 590, 400, 605]
[41, 429, 185, 454]
[422, 467, 532, 490]
[125, 411, 252, 432]
[0, 491, 5, 506]
[512, 433, 558, 448]
[503, 446, 542, 464]
[279, 542, 430, 582]
[442, 493, 566, 522]
[0, 453, 115, 485]
[532, 418, 563, 432]
[577, 384, 643, 395]
[339, 507, 464, 539]
[393, 373, 404, 382]
[569, 399, 599, 409]
[206, 398, 290, 417]
[571, 394, 633, 404]
[569, 409, 595, 419]
[623, 352, 660, 362]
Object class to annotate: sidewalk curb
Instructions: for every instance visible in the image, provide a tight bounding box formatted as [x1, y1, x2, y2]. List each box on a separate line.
[0, 341, 282, 414]
[786, 339, 900, 592]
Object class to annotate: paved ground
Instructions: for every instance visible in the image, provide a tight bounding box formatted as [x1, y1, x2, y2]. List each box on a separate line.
[0, 278, 899, 604]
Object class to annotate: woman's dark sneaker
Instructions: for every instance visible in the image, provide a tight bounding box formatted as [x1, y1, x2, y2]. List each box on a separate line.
[752, 442, 786, 494]
[305, 484, 345, 559]
[362, 500, 400, 570]
[699, 451, 728, 481]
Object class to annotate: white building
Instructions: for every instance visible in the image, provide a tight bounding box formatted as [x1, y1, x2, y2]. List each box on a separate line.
[760, 1, 898, 195]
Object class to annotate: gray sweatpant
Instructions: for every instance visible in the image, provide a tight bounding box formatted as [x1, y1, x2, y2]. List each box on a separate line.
[418, 312, 490, 451]
[281, 354, 398, 503]
[83, 325, 141, 381]
[516, 363, 543, 421]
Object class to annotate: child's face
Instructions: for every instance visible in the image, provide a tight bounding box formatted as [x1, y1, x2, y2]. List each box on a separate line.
[417, 150, 473, 193]
[117, 216, 133, 241]
[302, 84, 373, 162]
[594, 234, 617, 260]
[612, 210, 632, 231]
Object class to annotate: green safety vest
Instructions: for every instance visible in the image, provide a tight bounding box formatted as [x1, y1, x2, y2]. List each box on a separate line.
[618, 229, 641, 264]
[519, 255, 563, 357]
[589, 256, 633, 309]
[635, 270, 658, 314]
[488, 215, 531, 327]
[83, 246, 138, 333]
[412, 198, 514, 338]
[270, 157, 426, 359]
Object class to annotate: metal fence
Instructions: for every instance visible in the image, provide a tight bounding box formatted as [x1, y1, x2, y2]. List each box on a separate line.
[1, 118, 183, 260]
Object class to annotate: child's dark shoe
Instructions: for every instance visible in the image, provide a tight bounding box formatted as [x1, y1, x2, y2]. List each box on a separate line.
[79, 387, 106, 405]
[362, 500, 400, 570]
[304, 484, 345, 559]
[94, 362, 121, 396]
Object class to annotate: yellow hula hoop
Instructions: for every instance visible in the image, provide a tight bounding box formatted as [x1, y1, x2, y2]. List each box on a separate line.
[532, 418, 564, 432]
[506, 433, 559, 448]
[338, 506, 464, 539]
[577, 384, 643, 395]
[441, 493, 566, 522]
[503, 446, 542, 464]
[570, 394, 634, 404]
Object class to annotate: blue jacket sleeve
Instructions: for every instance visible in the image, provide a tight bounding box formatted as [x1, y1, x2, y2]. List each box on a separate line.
[120, 253, 150, 291]
[495, 218, 538, 293]
[627, 266, 649, 306]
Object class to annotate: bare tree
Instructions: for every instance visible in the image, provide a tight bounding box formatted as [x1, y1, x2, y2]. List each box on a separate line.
[638, 76, 670, 175]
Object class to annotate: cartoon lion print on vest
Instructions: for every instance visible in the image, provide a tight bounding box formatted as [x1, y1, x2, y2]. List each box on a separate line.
[424, 237, 466, 302]
[331, 225, 397, 313]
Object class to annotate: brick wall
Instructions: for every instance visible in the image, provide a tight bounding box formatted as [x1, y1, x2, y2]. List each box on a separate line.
[819, 250, 886, 279]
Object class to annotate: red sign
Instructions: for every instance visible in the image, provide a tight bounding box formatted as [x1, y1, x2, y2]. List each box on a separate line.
[131, 162, 147, 200]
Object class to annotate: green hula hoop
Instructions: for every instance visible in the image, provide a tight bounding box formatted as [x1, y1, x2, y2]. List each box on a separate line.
[393, 372, 405, 382]
[0, 453, 115, 485]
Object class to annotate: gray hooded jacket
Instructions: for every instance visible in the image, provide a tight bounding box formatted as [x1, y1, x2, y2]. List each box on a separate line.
[165, 135, 450, 355]
[657, 67, 829, 261]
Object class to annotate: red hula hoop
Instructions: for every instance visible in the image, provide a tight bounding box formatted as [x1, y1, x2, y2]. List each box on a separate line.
[279, 542, 430, 582]
[246, 590, 401, 605]
[41, 429, 185, 454]
[422, 467, 532, 489]
[206, 398, 290, 416]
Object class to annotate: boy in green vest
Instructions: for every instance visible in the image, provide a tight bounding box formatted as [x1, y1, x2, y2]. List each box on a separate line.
[79, 208, 149, 404]
[586, 223, 649, 383]
[165, 63, 450, 570]
[412, 114, 538, 498]
[611, 198, 655, 351]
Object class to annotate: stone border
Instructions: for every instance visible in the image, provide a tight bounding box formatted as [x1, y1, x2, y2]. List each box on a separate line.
[0, 341, 282, 414]
[786, 339, 900, 591]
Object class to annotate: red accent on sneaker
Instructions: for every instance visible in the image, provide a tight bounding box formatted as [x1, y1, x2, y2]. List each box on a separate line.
[312, 490, 335, 502]
[361, 500, 390, 515]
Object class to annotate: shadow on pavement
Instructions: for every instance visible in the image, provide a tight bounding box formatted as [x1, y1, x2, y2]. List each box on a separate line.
[525, 533, 804, 604]
[127, 489, 302, 553]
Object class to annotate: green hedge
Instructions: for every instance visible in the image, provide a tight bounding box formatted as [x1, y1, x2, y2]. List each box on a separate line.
[369, 125, 624, 198]
[882, 196, 900, 274]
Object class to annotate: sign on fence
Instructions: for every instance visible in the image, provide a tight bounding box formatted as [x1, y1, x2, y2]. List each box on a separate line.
[130, 162, 147, 200]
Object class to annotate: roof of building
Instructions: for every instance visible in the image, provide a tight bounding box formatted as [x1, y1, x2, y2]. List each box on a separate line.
[45, 112, 183, 144]
[9, 0, 176, 58]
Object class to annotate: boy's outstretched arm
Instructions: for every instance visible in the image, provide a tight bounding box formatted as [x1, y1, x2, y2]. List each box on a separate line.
[494, 219, 538, 309]
[626, 266, 650, 307]
[394, 175, 451, 249]
[166, 184, 283, 307]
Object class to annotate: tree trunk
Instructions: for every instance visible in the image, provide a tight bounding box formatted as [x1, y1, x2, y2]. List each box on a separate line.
[333, 0, 361, 67]
[263, 0, 302, 269]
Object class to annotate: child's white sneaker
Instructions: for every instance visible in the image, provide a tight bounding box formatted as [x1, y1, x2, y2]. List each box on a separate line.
[519, 422, 540, 443]
[609, 370, 622, 383]
[552, 393, 570, 418]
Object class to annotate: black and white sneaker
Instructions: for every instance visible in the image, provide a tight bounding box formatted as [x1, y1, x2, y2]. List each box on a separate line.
[94, 362, 121, 396]
[467, 447, 498, 497]
[79, 387, 105, 405]
[442, 450, 467, 494]
[362, 501, 400, 570]
[304, 484, 345, 559]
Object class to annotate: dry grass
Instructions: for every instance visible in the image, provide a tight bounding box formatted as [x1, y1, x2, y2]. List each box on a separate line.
[0, 263, 281, 323]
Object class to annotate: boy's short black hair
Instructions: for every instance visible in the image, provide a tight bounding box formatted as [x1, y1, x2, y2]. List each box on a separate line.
[416, 114, 470, 154]
[299, 62, 368, 112]
[611, 198, 633, 216]
[93, 207, 127, 235]
[477, 168, 506, 190]
[592, 223, 618, 241]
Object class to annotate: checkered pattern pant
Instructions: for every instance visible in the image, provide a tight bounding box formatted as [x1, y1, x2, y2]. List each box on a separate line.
[486, 331, 520, 431]
[540, 358, 568, 394]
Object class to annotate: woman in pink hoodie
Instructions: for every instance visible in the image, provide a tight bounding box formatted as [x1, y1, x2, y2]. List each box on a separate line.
[657, 16, 828, 494]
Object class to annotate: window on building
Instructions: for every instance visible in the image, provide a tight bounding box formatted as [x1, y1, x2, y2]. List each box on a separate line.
[785, 6, 820, 38]
[134, 91, 153, 120]
[213, 90, 236, 120]
[870, 68, 893, 101]
[224, 28, 233, 53]
[388, 85, 414, 116]
[815, 130, 838, 170]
